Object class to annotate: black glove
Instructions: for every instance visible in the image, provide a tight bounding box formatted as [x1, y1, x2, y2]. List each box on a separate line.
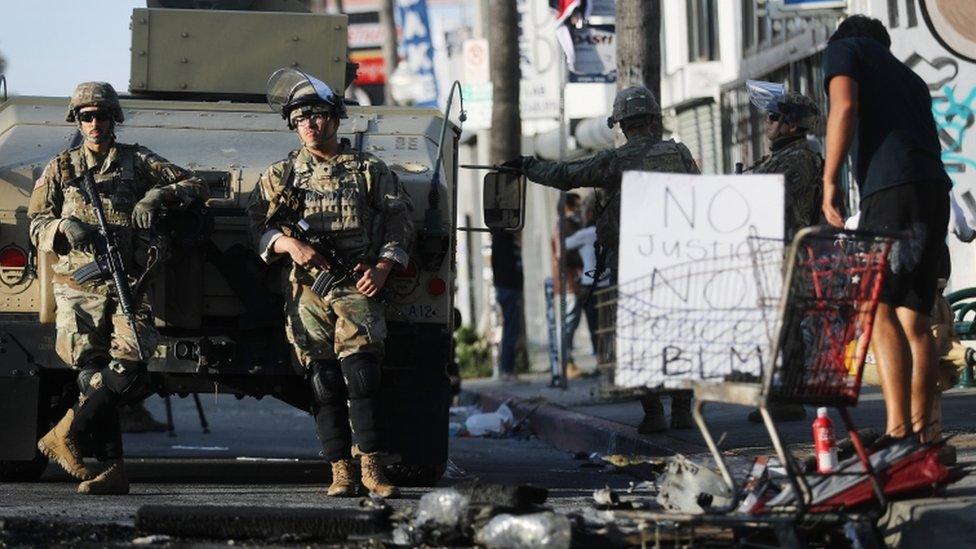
[501, 156, 532, 174]
[60, 218, 96, 254]
[132, 188, 168, 229]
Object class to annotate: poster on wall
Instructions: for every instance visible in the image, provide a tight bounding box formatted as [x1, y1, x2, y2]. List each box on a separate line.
[395, 0, 439, 108]
[551, 0, 616, 83]
[613, 172, 784, 389]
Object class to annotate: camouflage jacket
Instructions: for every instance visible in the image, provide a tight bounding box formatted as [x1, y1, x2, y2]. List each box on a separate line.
[525, 135, 700, 248]
[28, 142, 207, 279]
[246, 142, 414, 285]
[750, 134, 824, 237]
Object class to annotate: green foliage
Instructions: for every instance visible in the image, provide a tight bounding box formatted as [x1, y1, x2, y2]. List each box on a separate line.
[455, 325, 492, 379]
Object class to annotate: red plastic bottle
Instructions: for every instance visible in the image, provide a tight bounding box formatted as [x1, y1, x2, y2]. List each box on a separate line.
[813, 407, 838, 474]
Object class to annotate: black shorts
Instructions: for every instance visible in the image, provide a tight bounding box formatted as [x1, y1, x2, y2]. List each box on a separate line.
[858, 183, 949, 313]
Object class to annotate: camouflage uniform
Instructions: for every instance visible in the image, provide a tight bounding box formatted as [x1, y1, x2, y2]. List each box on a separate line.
[750, 135, 823, 236]
[29, 143, 206, 367]
[524, 134, 701, 270]
[246, 143, 413, 366]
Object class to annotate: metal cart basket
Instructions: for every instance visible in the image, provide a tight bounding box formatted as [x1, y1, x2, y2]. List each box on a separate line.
[597, 226, 897, 515]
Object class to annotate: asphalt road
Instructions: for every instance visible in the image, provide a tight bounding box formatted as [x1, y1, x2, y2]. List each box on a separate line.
[0, 395, 634, 533]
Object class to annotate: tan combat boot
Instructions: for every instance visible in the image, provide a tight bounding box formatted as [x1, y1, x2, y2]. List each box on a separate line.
[327, 459, 359, 497]
[37, 409, 94, 480]
[359, 453, 399, 498]
[77, 460, 129, 495]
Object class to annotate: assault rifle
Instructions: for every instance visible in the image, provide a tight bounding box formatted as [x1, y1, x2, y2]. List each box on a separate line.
[283, 219, 410, 322]
[71, 169, 147, 360]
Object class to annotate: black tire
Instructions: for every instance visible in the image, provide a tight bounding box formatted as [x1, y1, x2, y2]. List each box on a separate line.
[385, 461, 447, 487]
[0, 451, 49, 482]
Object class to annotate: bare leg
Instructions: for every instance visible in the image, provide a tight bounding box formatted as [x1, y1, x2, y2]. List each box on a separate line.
[897, 306, 938, 441]
[871, 303, 912, 437]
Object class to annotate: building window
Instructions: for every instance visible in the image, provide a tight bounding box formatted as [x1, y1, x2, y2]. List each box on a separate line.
[687, 0, 719, 62]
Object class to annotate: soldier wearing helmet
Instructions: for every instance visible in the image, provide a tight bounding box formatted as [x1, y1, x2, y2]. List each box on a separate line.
[741, 83, 824, 424]
[502, 85, 700, 433]
[28, 82, 207, 495]
[247, 68, 413, 498]
[744, 83, 824, 242]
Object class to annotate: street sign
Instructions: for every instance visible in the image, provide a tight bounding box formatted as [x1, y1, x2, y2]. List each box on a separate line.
[462, 39, 490, 85]
[460, 82, 492, 130]
[518, 0, 561, 120]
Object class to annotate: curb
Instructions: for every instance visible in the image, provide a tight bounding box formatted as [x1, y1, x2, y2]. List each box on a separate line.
[466, 389, 707, 457]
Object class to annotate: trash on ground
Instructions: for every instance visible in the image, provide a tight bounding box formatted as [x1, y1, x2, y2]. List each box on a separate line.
[464, 402, 515, 437]
[602, 454, 668, 479]
[131, 534, 172, 545]
[655, 454, 733, 513]
[592, 487, 620, 508]
[414, 488, 471, 530]
[475, 512, 572, 549]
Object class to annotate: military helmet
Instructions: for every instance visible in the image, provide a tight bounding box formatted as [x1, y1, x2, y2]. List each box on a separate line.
[773, 92, 820, 131]
[66, 82, 124, 123]
[606, 86, 661, 128]
[266, 68, 347, 128]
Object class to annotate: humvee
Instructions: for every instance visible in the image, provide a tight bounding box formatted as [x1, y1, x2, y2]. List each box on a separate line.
[0, 2, 508, 485]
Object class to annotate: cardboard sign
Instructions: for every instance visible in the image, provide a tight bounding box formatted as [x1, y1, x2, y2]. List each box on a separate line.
[614, 172, 784, 388]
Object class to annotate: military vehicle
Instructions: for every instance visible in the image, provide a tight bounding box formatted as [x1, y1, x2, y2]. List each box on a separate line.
[0, 1, 512, 485]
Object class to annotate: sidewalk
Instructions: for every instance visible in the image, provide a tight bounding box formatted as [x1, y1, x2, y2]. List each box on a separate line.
[461, 372, 976, 547]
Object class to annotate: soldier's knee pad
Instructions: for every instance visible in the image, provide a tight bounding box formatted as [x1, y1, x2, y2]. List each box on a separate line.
[340, 353, 381, 399]
[76, 357, 110, 396]
[101, 360, 150, 404]
[309, 360, 346, 405]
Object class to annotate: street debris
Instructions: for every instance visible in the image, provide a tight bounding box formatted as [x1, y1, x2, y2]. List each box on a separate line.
[475, 512, 572, 549]
[592, 487, 620, 507]
[655, 454, 733, 513]
[464, 402, 515, 436]
[392, 481, 551, 546]
[131, 534, 172, 545]
[602, 453, 667, 479]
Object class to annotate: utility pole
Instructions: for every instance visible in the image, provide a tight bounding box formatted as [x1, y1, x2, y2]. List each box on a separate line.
[379, 0, 398, 105]
[488, 0, 521, 164]
[615, 0, 661, 134]
[487, 0, 524, 379]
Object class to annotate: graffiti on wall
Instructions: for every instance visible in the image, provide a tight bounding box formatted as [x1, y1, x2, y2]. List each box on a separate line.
[885, 0, 976, 284]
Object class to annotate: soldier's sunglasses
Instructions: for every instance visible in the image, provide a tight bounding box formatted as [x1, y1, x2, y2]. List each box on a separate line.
[78, 110, 112, 123]
[291, 113, 328, 128]
[766, 112, 782, 123]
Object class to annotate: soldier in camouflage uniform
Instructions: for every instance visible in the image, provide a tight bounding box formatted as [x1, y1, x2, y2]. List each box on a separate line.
[747, 90, 824, 240]
[247, 68, 412, 498]
[28, 82, 206, 494]
[744, 89, 824, 423]
[503, 86, 701, 433]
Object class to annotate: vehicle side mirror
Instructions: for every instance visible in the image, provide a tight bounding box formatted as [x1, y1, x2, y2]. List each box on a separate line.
[482, 171, 526, 232]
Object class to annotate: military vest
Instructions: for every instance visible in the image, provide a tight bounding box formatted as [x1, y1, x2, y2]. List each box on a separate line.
[274, 149, 382, 263]
[595, 138, 700, 248]
[51, 145, 142, 277]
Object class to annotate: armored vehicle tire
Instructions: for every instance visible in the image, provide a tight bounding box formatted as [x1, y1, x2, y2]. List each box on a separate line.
[0, 452, 49, 482]
[385, 461, 447, 487]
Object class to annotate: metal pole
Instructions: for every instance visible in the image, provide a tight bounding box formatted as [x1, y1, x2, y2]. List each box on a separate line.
[554, 51, 569, 389]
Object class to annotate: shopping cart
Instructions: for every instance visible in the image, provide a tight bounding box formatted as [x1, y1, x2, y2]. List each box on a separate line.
[688, 226, 897, 515]
[595, 226, 897, 512]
